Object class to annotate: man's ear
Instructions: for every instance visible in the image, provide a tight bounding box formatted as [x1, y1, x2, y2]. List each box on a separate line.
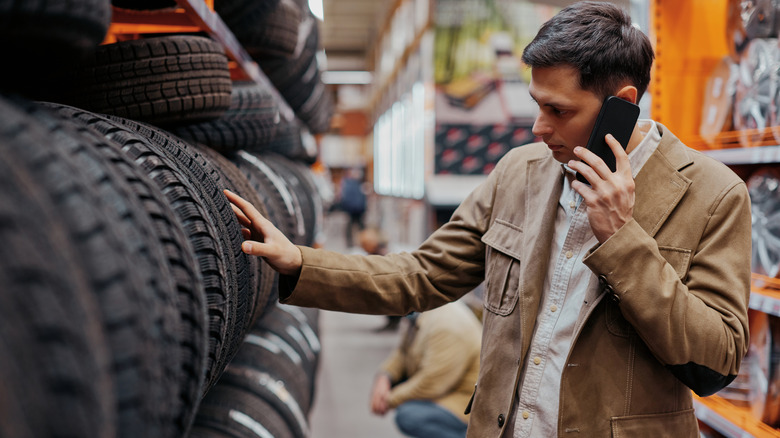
[615, 85, 638, 104]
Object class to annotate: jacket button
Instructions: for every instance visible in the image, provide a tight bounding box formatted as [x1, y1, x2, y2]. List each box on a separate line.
[610, 292, 621, 303]
[498, 413, 505, 427]
[598, 274, 616, 294]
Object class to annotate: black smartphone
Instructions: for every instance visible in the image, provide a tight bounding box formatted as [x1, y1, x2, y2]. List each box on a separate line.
[575, 96, 641, 184]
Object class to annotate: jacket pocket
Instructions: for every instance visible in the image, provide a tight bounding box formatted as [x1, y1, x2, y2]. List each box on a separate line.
[610, 409, 698, 438]
[658, 246, 692, 280]
[481, 219, 522, 316]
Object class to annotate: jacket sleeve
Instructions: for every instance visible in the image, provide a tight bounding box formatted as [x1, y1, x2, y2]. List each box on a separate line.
[279, 162, 503, 316]
[387, 320, 477, 407]
[583, 180, 751, 396]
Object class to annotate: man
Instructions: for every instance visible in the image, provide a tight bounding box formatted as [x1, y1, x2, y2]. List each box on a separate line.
[225, 2, 751, 436]
[369, 301, 481, 438]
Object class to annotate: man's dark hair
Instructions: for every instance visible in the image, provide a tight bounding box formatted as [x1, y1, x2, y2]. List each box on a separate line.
[521, 1, 654, 101]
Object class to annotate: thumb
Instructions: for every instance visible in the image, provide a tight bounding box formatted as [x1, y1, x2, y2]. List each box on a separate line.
[241, 240, 268, 258]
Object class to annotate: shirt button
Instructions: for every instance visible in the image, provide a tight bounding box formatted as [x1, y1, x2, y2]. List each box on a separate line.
[550, 305, 557, 312]
[565, 251, 573, 259]
[533, 356, 541, 365]
[569, 200, 576, 209]
[522, 411, 530, 420]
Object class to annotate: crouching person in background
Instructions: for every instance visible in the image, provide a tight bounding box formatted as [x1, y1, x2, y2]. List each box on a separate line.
[369, 301, 482, 438]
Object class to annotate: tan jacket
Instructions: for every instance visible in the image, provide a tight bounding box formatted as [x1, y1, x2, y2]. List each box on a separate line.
[380, 301, 481, 423]
[281, 124, 751, 437]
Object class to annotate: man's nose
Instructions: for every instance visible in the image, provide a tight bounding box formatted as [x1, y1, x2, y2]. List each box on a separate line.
[532, 114, 551, 138]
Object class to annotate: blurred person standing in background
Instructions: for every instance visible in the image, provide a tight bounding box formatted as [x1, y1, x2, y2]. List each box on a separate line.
[338, 168, 366, 248]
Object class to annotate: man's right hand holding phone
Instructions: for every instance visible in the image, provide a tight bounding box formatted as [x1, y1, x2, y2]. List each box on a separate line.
[568, 133, 636, 244]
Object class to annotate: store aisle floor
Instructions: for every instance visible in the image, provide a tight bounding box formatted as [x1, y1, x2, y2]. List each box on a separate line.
[308, 212, 405, 438]
[309, 311, 405, 438]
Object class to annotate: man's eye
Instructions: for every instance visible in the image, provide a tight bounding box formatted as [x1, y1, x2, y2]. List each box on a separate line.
[552, 108, 567, 116]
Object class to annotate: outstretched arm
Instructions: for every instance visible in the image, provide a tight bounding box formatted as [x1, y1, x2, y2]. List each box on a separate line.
[224, 189, 302, 276]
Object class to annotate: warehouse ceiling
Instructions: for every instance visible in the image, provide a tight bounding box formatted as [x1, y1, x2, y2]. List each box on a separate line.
[318, 0, 633, 73]
[319, 0, 387, 71]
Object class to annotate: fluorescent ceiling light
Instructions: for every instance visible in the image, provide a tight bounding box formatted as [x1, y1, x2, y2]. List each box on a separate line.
[322, 71, 373, 85]
[308, 0, 324, 21]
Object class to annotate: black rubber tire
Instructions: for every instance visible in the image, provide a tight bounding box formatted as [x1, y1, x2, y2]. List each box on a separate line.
[259, 154, 312, 246]
[0, 96, 115, 438]
[257, 303, 321, 408]
[39, 103, 212, 436]
[257, 20, 332, 135]
[260, 17, 319, 93]
[281, 303, 320, 338]
[232, 150, 304, 244]
[43, 103, 244, 395]
[112, 0, 177, 9]
[264, 119, 320, 163]
[260, 154, 320, 246]
[101, 118, 255, 375]
[239, 0, 303, 58]
[30, 102, 189, 438]
[192, 385, 295, 438]
[40, 101, 213, 433]
[192, 144, 262, 330]
[0, 0, 111, 97]
[195, 145, 277, 329]
[250, 154, 308, 245]
[232, 151, 304, 312]
[296, 79, 334, 134]
[6, 98, 181, 437]
[230, 320, 313, 413]
[279, 58, 320, 110]
[53, 35, 232, 125]
[214, 0, 281, 31]
[216, 0, 301, 58]
[171, 81, 281, 153]
[256, 306, 318, 390]
[276, 304, 321, 356]
[219, 364, 309, 438]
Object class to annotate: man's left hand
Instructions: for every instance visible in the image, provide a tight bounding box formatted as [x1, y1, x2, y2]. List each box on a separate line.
[568, 134, 635, 243]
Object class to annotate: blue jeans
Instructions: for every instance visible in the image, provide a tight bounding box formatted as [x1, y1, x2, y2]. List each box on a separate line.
[395, 400, 468, 438]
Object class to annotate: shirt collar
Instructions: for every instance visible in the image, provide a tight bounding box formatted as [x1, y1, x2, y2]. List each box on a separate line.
[628, 119, 661, 178]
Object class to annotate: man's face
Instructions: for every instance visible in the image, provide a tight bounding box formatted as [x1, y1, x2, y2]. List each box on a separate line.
[528, 65, 604, 164]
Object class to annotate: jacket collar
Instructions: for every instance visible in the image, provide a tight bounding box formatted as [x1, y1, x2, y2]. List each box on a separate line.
[520, 148, 565, 356]
[632, 123, 693, 237]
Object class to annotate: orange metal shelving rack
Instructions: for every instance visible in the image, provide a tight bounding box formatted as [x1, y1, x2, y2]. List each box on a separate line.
[104, 0, 294, 122]
[652, 1, 780, 435]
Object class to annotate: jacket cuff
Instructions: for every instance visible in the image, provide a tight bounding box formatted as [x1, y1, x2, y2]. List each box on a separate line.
[278, 245, 309, 304]
[583, 218, 656, 301]
[278, 272, 299, 301]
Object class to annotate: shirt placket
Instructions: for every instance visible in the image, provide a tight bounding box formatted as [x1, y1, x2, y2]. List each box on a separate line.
[514, 195, 591, 437]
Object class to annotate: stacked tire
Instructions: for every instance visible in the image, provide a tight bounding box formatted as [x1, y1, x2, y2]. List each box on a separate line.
[191, 303, 321, 438]
[1, 1, 327, 437]
[216, 0, 334, 138]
